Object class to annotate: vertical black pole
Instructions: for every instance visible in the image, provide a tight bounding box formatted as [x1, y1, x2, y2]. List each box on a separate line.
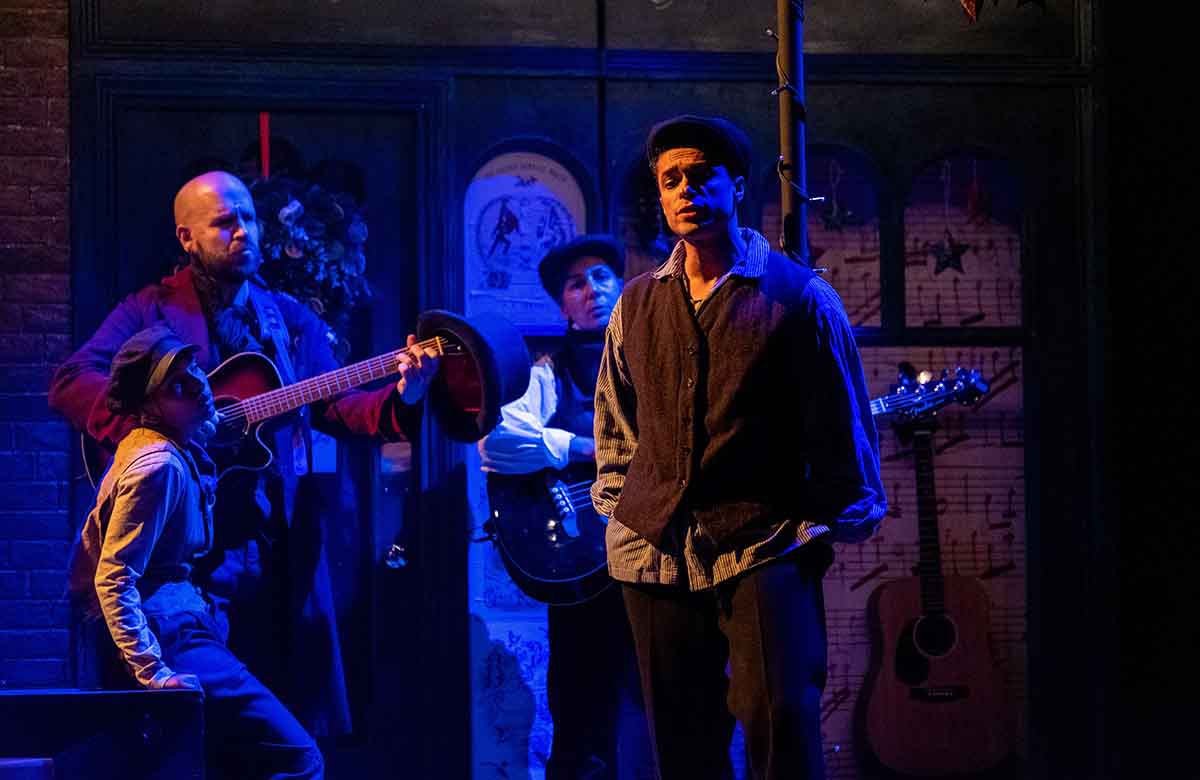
[776, 0, 808, 264]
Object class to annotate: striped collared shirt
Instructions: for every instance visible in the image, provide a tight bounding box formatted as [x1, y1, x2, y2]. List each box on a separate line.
[591, 228, 886, 590]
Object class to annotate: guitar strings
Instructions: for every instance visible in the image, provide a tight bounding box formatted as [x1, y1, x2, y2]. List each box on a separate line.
[561, 481, 595, 511]
[549, 388, 977, 510]
[215, 336, 451, 425]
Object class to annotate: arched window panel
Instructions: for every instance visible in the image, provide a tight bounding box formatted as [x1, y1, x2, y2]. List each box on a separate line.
[819, 345, 1028, 774]
[463, 143, 592, 335]
[904, 153, 1023, 329]
[462, 140, 597, 779]
[760, 145, 883, 327]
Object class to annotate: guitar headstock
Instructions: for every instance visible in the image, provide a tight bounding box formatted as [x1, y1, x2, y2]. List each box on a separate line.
[871, 365, 989, 423]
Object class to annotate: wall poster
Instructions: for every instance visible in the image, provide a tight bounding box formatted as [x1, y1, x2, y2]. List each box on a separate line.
[464, 150, 588, 335]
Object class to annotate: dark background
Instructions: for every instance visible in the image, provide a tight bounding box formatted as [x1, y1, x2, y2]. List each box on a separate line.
[2, 0, 1181, 776]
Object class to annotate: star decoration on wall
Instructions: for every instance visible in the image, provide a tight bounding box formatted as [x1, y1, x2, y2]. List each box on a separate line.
[928, 229, 970, 274]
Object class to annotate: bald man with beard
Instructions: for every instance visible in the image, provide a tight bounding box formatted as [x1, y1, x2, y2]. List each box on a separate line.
[51, 171, 440, 739]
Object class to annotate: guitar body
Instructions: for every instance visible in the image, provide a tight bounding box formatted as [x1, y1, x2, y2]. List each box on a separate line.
[81, 335, 466, 488]
[864, 574, 1011, 776]
[485, 463, 612, 606]
[82, 351, 287, 486]
[203, 351, 288, 478]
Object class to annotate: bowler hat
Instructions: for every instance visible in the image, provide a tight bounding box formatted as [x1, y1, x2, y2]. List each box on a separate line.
[104, 324, 201, 415]
[645, 114, 753, 180]
[537, 234, 625, 303]
[416, 310, 531, 442]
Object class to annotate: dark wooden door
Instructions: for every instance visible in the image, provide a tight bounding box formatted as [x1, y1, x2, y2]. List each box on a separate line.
[69, 73, 464, 778]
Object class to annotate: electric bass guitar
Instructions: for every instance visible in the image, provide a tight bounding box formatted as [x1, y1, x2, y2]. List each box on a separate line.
[485, 367, 988, 606]
[82, 336, 462, 487]
[864, 368, 1013, 776]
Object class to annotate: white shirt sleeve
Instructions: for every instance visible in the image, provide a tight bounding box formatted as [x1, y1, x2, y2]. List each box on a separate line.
[478, 362, 575, 473]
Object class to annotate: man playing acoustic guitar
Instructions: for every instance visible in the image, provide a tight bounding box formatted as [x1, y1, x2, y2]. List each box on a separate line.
[478, 235, 653, 780]
[49, 170, 440, 739]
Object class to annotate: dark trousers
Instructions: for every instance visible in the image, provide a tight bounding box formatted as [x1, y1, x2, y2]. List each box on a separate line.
[546, 583, 655, 780]
[76, 607, 324, 780]
[621, 544, 832, 780]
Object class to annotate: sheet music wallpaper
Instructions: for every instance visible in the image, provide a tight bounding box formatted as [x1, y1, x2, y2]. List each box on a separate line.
[904, 155, 1023, 328]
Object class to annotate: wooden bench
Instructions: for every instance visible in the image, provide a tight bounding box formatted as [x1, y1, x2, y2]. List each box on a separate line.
[0, 688, 204, 780]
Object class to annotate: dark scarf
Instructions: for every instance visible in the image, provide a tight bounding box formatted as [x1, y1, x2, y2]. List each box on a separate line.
[561, 326, 605, 398]
[190, 260, 265, 358]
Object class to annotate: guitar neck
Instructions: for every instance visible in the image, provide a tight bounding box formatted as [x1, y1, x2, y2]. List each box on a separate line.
[911, 428, 946, 615]
[240, 337, 448, 424]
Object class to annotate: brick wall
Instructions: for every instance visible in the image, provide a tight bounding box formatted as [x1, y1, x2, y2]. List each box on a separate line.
[0, 0, 72, 688]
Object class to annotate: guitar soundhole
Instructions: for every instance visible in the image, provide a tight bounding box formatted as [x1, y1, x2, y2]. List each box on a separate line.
[895, 620, 930, 685]
[912, 614, 957, 658]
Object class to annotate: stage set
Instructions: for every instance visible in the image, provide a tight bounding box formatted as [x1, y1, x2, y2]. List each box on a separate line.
[0, 1, 1141, 778]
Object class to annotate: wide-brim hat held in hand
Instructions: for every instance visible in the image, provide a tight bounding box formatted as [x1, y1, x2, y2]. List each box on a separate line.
[416, 310, 531, 442]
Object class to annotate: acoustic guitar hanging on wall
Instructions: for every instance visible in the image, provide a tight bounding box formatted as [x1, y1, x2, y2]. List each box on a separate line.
[863, 365, 1013, 776]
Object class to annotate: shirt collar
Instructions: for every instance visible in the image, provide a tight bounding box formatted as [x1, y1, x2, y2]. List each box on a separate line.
[652, 227, 771, 281]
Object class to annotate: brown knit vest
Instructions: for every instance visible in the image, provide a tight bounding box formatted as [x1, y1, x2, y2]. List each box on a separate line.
[612, 252, 817, 550]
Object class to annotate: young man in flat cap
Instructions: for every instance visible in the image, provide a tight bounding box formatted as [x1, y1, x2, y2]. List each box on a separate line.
[49, 170, 439, 737]
[479, 235, 653, 780]
[68, 323, 324, 778]
[591, 115, 886, 779]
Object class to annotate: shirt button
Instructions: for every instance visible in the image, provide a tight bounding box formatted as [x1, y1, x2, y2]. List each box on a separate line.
[678, 478, 687, 487]
[686, 377, 695, 388]
[687, 345, 698, 356]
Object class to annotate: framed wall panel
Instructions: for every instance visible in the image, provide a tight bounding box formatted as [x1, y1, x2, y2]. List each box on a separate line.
[606, 0, 1078, 59]
[80, 0, 597, 52]
[68, 69, 462, 778]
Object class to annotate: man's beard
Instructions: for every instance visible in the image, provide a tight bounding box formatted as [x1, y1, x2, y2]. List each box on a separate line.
[189, 251, 265, 356]
[191, 244, 261, 286]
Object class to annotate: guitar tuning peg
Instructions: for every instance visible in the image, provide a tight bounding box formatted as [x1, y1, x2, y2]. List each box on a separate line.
[384, 543, 408, 569]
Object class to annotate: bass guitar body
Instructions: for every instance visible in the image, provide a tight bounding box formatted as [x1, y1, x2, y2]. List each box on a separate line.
[485, 463, 612, 606]
[864, 574, 1011, 776]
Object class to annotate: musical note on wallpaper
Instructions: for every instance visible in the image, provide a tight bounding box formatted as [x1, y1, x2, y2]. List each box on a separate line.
[800, 150, 883, 327]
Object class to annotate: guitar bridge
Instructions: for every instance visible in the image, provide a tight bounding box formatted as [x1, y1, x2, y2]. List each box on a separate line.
[547, 479, 580, 540]
[908, 685, 968, 702]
